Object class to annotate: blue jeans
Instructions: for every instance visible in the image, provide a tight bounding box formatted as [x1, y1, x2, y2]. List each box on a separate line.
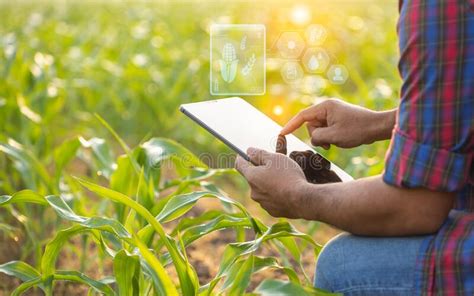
[314, 233, 430, 295]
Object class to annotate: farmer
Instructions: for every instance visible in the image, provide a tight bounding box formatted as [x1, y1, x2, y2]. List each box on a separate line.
[235, 0, 474, 294]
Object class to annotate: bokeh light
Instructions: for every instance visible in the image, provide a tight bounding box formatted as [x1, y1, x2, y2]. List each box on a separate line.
[290, 5, 311, 25]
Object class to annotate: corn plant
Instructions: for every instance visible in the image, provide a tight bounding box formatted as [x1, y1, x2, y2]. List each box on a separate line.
[0, 115, 333, 295]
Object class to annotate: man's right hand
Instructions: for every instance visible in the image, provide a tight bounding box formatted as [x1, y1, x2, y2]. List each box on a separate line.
[280, 99, 396, 149]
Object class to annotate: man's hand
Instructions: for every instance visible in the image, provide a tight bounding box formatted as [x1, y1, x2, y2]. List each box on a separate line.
[235, 148, 307, 219]
[280, 99, 396, 149]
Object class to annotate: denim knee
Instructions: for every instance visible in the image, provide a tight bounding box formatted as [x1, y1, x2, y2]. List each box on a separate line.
[314, 233, 350, 291]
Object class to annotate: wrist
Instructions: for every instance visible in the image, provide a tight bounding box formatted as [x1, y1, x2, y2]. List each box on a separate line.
[367, 109, 396, 143]
[294, 181, 322, 220]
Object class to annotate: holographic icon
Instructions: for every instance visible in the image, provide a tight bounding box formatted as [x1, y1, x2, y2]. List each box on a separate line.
[277, 32, 305, 59]
[286, 65, 297, 80]
[301, 75, 327, 95]
[305, 24, 327, 46]
[219, 43, 239, 83]
[327, 64, 349, 84]
[302, 48, 329, 73]
[240, 35, 247, 50]
[281, 61, 304, 84]
[241, 53, 256, 76]
[333, 68, 344, 81]
[210, 24, 265, 95]
[308, 55, 320, 71]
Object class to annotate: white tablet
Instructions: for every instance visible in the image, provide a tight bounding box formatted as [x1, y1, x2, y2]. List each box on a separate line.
[180, 97, 353, 182]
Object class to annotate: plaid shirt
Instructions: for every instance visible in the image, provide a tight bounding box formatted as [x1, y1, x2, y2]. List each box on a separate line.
[383, 0, 474, 295]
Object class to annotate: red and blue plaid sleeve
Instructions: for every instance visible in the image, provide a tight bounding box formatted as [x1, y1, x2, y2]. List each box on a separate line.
[383, 0, 474, 192]
[384, 0, 474, 295]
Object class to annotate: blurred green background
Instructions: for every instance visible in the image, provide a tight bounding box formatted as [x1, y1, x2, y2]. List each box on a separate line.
[0, 0, 401, 193]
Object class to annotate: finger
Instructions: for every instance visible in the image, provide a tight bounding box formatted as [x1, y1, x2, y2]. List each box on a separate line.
[247, 147, 273, 166]
[310, 127, 335, 148]
[280, 105, 326, 135]
[235, 155, 252, 177]
[306, 121, 325, 137]
[250, 191, 263, 202]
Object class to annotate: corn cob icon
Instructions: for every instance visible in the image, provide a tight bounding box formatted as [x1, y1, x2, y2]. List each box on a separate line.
[219, 43, 239, 83]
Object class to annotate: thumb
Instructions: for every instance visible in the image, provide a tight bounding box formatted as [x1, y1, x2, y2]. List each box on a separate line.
[310, 127, 335, 148]
[235, 155, 252, 177]
[247, 148, 272, 166]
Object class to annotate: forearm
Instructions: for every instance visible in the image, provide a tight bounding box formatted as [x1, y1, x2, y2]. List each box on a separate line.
[365, 109, 397, 143]
[296, 175, 454, 236]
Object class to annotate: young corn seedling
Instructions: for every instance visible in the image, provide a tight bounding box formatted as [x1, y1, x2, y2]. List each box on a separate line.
[0, 116, 334, 296]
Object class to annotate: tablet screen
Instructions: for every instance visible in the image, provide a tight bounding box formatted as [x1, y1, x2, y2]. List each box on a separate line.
[180, 97, 353, 181]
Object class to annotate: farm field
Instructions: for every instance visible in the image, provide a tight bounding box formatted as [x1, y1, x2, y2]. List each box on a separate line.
[0, 0, 400, 295]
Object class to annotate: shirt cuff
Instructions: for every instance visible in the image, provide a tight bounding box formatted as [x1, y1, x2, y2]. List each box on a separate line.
[383, 129, 472, 192]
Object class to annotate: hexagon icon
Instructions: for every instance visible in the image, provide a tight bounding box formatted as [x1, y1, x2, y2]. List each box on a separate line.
[277, 32, 305, 59]
[305, 24, 327, 46]
[281, 61, 304, 84]
[327, 64, 349, 84]
[301, 75, 327, 95]
[302, 47, 329, 73]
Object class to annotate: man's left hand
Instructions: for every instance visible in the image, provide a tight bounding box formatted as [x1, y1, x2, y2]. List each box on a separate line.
[235, 147, 308, 219]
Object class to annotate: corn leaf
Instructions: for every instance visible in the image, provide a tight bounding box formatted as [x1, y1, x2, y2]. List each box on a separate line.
[0, 189, 47, 206]
[223, 254, 254, 295]
[11, 277, 43, 296]
[79, 137, 116, 178]
[173, 212, 251, 245]
[0, 261, 40, 282]
[113, 250, 141, 296]
[54, 270, 115, 295]
[138, 138, 207, 178]
[41, 225, 98, 278]
[76, 178, 199, 295]
[134, 237, 179, 296]
[53, 137, 81, 184]
[254, 279, 338, 296]
[0, 140, 52, 191]
[155, 191, 251, 225]
[45, 195, 131, 238]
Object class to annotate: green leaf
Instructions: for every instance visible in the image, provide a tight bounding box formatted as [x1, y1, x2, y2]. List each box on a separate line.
[111, 154, 139, 197]
[254, 279, 309, 296]
[224, 255, 254, 295]
[76, 178, 199, 296]
[203, 221, 320, 294]
[0, 140, 52, 191]
[114, 250, 141, 296]
[54, 137, 81, 179]
[254, 279, 337, 296]
[139, 138, 207, 173]
[0, 261, 40, 282]
[155, 191, 252, 225]
[54, 270, 115, 295]
[11, 277, 43, 296]
[41, 225, 96, 278]
[251, 257, 300, 284]
[79, 137, 116, 178]
[94, 113, 131, 156]
[111, 154, 140, 223]
[45, 195, 131, 238]
[133, 237, 179, 296]
[94, 113, 141, 175]
[0, 190, 47, 206]
[173, 212, 251, 245]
